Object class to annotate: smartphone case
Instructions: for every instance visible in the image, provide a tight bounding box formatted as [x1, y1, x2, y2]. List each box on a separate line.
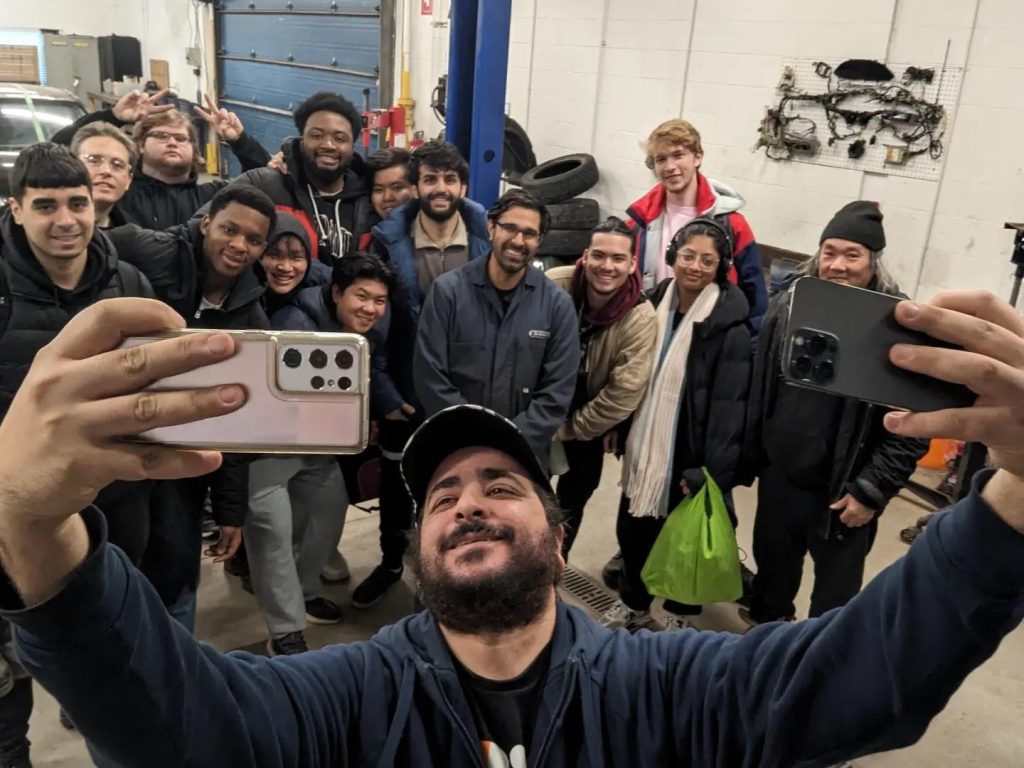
[121, 329, 369, 454]
[783, 278, 975, 412]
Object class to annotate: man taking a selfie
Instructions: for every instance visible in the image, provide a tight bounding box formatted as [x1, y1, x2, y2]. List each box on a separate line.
[0, 282, 1022, 766]
[742, 201, 929, 626]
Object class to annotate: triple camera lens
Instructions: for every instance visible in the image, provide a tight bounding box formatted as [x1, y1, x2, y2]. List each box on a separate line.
[790, 331, 837, 384]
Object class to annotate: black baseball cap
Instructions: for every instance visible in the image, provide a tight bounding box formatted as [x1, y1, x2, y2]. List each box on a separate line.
[401, 405, 552, 514]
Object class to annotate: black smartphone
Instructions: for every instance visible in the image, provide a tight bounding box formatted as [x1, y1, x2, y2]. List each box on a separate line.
[783, 278, 975, 412]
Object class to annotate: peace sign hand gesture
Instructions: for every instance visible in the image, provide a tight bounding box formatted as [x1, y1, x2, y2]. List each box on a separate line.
[194, 94, 245, 142]
[112, 88, 174, 123]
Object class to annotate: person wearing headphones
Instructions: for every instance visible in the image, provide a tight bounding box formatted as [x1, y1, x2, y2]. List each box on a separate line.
[601, 218, 752, 632]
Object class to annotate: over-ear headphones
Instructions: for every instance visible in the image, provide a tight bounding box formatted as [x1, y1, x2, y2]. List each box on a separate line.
[665, 216, 733, 278]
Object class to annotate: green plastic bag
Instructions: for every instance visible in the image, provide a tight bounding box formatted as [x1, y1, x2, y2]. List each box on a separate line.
[641, 469, 742, 605]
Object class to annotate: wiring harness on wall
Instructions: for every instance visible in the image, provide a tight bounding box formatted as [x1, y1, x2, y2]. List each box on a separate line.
[755, 59, 947, 166]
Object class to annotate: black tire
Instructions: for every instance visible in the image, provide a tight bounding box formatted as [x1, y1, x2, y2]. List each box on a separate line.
[519, 153, 599, 204]
[537, 228, 591, 258]
[502, 116, 536, 183]
[547, 197, 600, 230]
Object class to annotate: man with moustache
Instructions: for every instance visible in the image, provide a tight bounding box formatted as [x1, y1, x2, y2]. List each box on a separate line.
[54, 90, 271, 229]
[231, 92, 371, 262]
[545, 217, 657, 556]
[349, 140, 491, 608]
[414, 189, 579, 473]
[106, 185, 276, 632]
[2, 289, 1024, 767]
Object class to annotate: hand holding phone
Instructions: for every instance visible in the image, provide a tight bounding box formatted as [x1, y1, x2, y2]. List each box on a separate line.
[121, 329, 370, 454]
[783, 278, 975, 412]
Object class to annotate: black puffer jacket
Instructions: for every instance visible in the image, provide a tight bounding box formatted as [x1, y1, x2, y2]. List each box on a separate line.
[0, 209, 153, 416]
[649, 279, 752, 491]
[52, 107, 271, 229]
[229, 137, 372, 263]
[743, 280, 929, 509]
[0, 209, 155, 562]
[107, 218, 269, 533]
[107, 219, 269, 329]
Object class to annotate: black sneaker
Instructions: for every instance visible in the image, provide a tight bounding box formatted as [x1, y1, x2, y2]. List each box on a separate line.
[304, 597, 343, 625]
[266, 631, 309, 657]
[600, 552, 623, 592]
[351, 565, 403, 609]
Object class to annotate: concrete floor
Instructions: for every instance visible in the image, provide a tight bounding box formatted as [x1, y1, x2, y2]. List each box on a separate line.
[28, 462, 1024, 766]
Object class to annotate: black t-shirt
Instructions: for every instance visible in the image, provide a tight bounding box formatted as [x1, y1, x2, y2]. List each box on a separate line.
[495, 285, 518, 313]
[454, 642, 552, 766]
[311, 190, 356, 260]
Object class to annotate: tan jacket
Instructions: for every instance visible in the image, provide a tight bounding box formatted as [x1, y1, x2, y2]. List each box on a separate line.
[548, 266, 657, 441]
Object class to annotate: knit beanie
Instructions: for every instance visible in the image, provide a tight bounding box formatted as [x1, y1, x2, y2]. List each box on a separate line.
[819, 201, 886, 252]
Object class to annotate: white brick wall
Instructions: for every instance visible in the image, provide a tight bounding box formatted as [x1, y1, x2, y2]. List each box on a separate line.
[402, 0, 1024, 301]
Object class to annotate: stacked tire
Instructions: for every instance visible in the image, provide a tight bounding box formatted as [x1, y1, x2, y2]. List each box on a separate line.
[517, 153, 601, 272]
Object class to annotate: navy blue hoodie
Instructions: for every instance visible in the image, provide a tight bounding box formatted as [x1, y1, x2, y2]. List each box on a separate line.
[3, 470, 1023, 766]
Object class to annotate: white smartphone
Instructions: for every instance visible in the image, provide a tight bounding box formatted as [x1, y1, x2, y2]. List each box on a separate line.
[120, 329, 369, 454]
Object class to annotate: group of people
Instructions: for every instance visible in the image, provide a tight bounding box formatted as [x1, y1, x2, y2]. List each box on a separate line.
[0, 84, 1010, 768]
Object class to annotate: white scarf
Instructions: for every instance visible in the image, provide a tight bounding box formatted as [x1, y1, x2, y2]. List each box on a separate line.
[622, 280, 720, 518]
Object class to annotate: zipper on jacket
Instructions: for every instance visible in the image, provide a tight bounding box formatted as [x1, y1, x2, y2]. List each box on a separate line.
[428, 666, 487, 768]
[533, 655, 581, 766]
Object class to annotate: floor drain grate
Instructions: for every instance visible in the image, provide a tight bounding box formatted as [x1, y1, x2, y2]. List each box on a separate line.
[558, 565, 619, 616]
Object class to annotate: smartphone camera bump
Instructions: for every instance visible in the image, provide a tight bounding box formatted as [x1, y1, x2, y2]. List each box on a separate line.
[335, 350, 354, 369]
[309, 349, 328, 369]
[791, 328, 838, 385]
[283, 348, 302, 369]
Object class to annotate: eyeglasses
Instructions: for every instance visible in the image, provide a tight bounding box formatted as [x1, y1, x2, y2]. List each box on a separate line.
[646, 149, 694, 170]
[677, 251, 719, 271]
[80, 154, 131, 173]
[495, 221, 541, 243]
[146, 130, 191, 144]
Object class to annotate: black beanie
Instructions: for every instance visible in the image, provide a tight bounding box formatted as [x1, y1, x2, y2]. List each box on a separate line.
[819, 201, 886, 252]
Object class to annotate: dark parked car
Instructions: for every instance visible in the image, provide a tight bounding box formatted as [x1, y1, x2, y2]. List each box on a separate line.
[0, 83, 86, 198]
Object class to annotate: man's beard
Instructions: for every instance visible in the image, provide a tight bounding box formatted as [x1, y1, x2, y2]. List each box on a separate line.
[413, 519, 561, 634]
[302, 150, 348, 189]
[419, 193, 460, 223]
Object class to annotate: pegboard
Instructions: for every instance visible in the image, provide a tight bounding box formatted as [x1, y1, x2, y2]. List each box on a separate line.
[757, 58, 963, 181]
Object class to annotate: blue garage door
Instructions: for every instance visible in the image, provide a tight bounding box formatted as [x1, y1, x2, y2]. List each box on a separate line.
[215, 0, 393, 175]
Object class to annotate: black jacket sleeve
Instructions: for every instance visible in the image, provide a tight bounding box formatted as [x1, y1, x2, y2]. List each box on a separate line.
[739, 292, 787, 484]
[225, 131, 271, 173]
[107, 225, 191, 307]
[850, 416, 929, 510]
[703, 324, 753, 491]
[51, 108, 126, 146]
[208, 456, 250, 528]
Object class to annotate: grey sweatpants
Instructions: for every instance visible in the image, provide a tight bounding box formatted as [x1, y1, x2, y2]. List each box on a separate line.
[245, 456, 348, 638]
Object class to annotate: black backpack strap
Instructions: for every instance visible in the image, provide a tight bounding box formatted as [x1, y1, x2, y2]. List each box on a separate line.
[116, 261, 145, 297]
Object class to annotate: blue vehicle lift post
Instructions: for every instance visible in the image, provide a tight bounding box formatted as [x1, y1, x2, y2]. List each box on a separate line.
[446, 0, 512, 208]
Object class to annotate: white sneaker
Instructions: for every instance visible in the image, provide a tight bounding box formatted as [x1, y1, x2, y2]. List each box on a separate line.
[662, 614, 695, 632]
[599, 602, 651, 630]
[320, 550, 351, 583]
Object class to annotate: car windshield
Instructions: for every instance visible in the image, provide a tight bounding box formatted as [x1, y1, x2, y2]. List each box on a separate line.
[0, 99, 84, 149]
